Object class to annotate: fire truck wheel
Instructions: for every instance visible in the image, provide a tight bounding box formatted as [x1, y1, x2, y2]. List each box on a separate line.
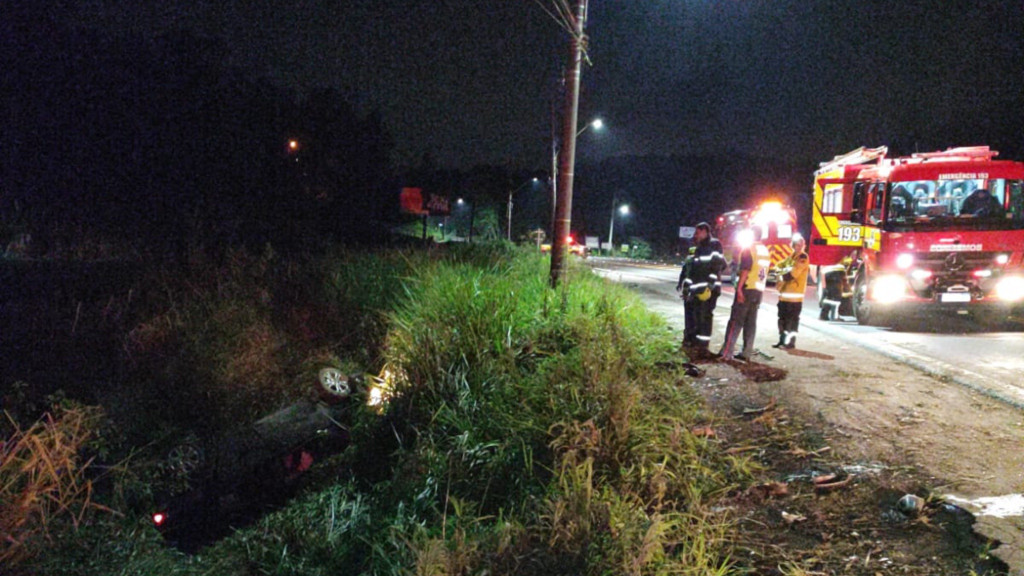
[853, 275, 888, 327]
[853, 276, 870, 325]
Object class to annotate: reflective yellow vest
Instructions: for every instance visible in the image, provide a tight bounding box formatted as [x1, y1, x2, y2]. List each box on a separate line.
[777, 250, 809, 302]
[744, 243, 771, 292]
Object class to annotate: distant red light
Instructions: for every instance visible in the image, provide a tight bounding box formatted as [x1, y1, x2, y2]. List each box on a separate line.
[152, 512, 166, 526]
[566, 235, 575, 244]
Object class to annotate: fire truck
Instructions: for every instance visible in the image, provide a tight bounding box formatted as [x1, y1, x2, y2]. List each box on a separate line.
[809, 146, 1024, 326]
[716, 201, 799, 284]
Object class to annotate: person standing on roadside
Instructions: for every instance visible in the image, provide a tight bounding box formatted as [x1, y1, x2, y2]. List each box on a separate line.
[717, 226, 770, 361]
[773, 235, 809, 349]
[676, 244, 698, 345]
[678, 222, 726, 348]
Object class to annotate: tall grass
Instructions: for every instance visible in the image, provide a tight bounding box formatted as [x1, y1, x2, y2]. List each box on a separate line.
[16, 243, 755, 575]
[365, 249, 749, 574]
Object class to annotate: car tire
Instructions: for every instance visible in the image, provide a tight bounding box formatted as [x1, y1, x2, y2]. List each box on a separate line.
[317, 367, 350, 404]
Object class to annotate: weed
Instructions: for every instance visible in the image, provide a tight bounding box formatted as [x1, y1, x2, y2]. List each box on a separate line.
[0, 403, 117, 567]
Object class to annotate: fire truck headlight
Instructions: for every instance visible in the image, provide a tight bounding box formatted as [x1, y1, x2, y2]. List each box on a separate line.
[995, 254, 1009, 266]
[872, 275, 908, 304]
[995, 275, 1024, 302]
[895, 253, 914, 270]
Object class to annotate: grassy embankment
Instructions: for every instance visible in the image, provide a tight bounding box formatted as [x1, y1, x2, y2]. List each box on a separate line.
[3, 244, 759, 575]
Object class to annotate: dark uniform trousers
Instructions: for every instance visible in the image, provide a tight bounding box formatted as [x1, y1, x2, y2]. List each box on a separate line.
[777, 301, 802, 345]
[720, 287, 762, 359]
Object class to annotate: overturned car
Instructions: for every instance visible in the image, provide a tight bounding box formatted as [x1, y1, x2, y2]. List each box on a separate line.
[150, 368, 372, 552]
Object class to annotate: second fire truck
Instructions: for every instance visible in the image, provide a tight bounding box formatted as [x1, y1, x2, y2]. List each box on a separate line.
[809, 146, 1024, 327]
[716, 200, 799, 284]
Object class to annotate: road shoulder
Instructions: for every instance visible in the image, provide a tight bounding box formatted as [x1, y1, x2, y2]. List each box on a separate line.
[628, 278, 1024, 573]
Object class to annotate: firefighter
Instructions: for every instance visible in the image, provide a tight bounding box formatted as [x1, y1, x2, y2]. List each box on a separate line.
[676, 245, 697, 345]
[960, 188, 1002, 217]
[819, 248, 861, 321]
[717, 226, 770, 361]
[773, 234, 809, 349]
[677, 222, 726, 348]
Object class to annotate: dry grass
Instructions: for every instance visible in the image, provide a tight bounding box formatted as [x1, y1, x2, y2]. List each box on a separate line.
[0, 404, 118, 567]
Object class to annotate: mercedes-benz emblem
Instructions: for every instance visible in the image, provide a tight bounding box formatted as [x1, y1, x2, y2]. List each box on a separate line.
[944, 252, 966, 271]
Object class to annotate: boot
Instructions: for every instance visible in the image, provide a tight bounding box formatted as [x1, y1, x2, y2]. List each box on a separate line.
[783, 334, 797, 349]
[771, 335, 785, 349]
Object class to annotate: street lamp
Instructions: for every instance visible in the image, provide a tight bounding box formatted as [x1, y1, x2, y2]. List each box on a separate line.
[550, 118, 604, 241]
[608, 201, 629, 255]
[508, 178, 539, 242]
[578, 118, 603, 137]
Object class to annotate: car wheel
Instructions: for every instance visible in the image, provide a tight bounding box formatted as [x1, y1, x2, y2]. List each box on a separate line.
[318, 367, 350, 404]
[168, 440, 204, 477]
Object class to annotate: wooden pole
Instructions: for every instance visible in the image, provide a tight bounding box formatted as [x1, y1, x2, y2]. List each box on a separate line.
[549, 0, 587, 288]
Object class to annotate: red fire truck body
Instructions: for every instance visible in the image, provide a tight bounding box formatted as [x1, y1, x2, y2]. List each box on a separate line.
[809, 146, 1024, 326]
[716, 201, 798, 284]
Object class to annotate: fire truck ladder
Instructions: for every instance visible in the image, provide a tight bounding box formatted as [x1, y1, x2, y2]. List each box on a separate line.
[816, 146, 889, 174]
[910, 146, 998, 162]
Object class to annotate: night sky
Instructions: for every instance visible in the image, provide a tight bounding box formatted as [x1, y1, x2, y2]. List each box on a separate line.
[71, 0, 1024, 170]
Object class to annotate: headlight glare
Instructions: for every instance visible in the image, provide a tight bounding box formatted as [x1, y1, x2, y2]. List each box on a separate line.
[995, 275, 1024, 302]
[895, 253, 914, 269]
[872, 275, 908, 304]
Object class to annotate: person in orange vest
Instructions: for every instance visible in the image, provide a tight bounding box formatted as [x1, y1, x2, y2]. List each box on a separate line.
[717, 227, 771, 362]
[773, 235, 809, 349]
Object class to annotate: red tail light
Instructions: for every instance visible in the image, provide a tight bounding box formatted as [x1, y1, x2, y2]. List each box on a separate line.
[152, 512, 167, 527]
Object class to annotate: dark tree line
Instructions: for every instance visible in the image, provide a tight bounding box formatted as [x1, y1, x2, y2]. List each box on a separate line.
[1, 4, 394, 260]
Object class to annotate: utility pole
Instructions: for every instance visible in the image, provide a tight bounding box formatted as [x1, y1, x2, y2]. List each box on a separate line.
[608, 197, 617, 255]
[506, 186, 514, 242]
[549, 0, 587, 288]
[549, 86, 559, 244]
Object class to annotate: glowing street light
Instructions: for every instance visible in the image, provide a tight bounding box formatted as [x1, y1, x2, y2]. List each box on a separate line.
[608, 201, 629, 255]
[508, 178, 539, 242]
[550, 117, 605, 242]
[578, 118, 603, 137]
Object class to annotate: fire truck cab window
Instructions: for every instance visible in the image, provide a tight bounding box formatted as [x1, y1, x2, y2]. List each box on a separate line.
[1007, 180, 1024, 226]
[879, 178, 1023, 229]
[850, 182, 866, 223]
[867, 183, 884, 224]
[887, 186, 914, 221]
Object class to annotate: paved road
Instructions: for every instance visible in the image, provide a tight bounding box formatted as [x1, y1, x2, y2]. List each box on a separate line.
[589, 257, 1024, 410]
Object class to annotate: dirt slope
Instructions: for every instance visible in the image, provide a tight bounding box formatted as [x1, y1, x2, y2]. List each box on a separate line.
[632, 281, 1024, 574]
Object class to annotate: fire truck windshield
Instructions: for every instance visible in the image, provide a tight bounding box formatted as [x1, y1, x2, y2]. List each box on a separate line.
[881, 178, 1024, 231]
